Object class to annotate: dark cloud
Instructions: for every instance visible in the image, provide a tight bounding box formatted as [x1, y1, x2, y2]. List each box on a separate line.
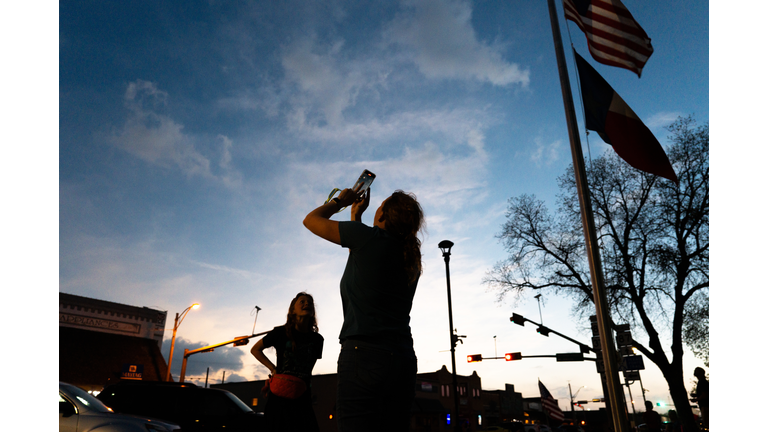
[162, 336, 251, 381]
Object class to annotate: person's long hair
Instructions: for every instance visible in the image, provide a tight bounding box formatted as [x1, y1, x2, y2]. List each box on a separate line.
[379, 190, 426, 283]
[285, 292, 319, 350]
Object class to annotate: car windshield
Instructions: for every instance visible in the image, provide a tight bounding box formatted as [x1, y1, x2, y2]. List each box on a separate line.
[61, 383, 112, 413]
[223, 392, 254, 413]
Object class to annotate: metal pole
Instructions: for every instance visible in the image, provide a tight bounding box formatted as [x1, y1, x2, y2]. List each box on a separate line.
[545, 2, 629, 432]
[179, 348, 189, 383]
[626, 381, 637, 427]
[638, 373, 648, 406]
[569, 383, 575, 420]
[165, 313, 179, 382]
[442, 247, 460, 432]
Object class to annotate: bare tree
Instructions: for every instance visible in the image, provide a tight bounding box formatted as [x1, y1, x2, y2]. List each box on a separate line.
[485, 116, 708, 432]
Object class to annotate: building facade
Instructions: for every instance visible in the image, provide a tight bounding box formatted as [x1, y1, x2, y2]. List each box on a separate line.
[59, 292, 169, 391]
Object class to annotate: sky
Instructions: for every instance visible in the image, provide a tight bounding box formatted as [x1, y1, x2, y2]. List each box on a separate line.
[8, 0, 761, 427]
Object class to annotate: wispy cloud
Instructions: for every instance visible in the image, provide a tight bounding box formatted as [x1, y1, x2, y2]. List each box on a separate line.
[645, 111, 685, 129]
[530, 137, 562, 167]
[281, 37, 366, 128]
[384, 0, 529, 86]
[191, 260, 263, 281]
[109, 80, 241, 185]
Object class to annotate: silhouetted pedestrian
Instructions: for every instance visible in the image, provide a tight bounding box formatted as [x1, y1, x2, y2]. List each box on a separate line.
[693, 367, 709, 430]
[642, 400, 662, 432]
[251, 292, 324, 432]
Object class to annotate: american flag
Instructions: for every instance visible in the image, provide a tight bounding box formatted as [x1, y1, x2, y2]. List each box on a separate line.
[538, 380, 565, 422]
[562, 0, 653, 77]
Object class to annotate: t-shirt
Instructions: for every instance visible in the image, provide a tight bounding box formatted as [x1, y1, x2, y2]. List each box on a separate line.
[262, 325, 324, 384]
[338, 221, 419, 346]
[695, 379, 709, 407]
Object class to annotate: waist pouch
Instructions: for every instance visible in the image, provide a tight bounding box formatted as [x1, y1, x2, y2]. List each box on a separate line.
[269, 374, 307, 399]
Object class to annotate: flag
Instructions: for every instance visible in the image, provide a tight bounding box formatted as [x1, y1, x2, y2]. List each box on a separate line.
[574, 50, 678, 184]
[563, 0, 653, 77]
[538, 380, 565, 422]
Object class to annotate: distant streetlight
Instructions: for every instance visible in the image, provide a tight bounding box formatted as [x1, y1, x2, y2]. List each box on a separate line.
[569, 384, 587, 423]
[439, 240, 461, 432]
[165, 303, 199, 382]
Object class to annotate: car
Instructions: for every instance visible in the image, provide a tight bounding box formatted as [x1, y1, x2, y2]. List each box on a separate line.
[558, 424, 585, 432]
[60, 382, 180, 432]
[496, 422, 527, 432]
[96, 380, 264, 432]
[524, 424, 553, 432]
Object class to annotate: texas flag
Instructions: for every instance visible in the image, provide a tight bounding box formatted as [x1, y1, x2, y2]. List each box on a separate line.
[573, 50, 678, 184]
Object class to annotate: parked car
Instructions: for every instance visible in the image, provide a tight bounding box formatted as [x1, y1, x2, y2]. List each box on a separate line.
[483, 423, 527, 432]
[96, 380, 264, 432]
[524, 424, 553, 432]
[60, 382, 180, 432]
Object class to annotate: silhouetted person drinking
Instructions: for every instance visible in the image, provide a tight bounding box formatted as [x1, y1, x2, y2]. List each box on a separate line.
[304, 186, 425, 432]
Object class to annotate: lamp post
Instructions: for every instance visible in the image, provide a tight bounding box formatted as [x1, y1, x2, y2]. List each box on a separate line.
[439, 240, 460, 432]
[165, 303, 199, 382]
[569, 384, 586, 421]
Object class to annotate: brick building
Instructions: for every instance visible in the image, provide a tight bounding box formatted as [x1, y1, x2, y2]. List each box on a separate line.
[59, 292, 169, 391]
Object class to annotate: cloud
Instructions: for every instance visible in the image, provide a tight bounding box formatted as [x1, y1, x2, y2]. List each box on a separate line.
[109, 80, 241, 185]
[281, 37, 363, 128]
[645, 111, 685, 129]
[384, 0, 529, 86]
[530, 137, 562, 166]
[281, 118, 490, 216]
[162, 336, 251, 381]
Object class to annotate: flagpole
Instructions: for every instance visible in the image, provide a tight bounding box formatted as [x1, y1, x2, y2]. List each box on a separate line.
[545, 2, 630, 432]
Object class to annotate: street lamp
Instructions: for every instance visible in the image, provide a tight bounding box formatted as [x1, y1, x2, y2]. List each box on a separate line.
[439, 240, 461, 432]
[165, 303, 200, 382]
[569, 384, 586, 423]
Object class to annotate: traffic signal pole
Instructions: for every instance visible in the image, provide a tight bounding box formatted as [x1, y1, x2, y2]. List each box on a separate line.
[178, 331, 268, 382]
[510, 313, 593, 354]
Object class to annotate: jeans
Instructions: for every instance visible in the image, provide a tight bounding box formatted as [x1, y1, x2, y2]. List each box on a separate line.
[336, 339, 417, 432]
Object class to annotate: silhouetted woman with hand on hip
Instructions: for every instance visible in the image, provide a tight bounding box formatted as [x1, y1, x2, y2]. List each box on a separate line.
[304, 186, 425, 432]
[251, 292, 324, 432]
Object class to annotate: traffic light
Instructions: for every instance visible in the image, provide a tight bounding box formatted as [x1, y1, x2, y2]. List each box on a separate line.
[467, 354, 483, 363]
[537, 326, 550, 336]
[510, 313, 526, 326]
[505, 352, 522, 361]
[233, 336, 250, 347]
[656, 401, 666, 407]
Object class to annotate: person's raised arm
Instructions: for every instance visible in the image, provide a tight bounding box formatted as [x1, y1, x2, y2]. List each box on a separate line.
[250, 338, 277, 376]
[303, 187, 363, 245]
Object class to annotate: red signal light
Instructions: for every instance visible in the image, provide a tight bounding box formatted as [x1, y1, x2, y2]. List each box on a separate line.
[467, 354, 483, 363]
[505, 352, 522, 361]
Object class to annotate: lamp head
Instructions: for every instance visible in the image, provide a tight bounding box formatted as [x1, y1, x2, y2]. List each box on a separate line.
[438, 240, 454, 255]
[192, 303, 200, 309]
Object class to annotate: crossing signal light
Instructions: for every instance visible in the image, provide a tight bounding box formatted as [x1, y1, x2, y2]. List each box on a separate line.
[233, 336, 250, 347]
[537, 326, 550, 336]
[467, 354, 483, 363]
[511, 313, 526, 326]
[505, 352, 522, 361]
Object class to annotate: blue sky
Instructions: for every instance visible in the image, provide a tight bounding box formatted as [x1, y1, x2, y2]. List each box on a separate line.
[12, 0, 734, 417]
